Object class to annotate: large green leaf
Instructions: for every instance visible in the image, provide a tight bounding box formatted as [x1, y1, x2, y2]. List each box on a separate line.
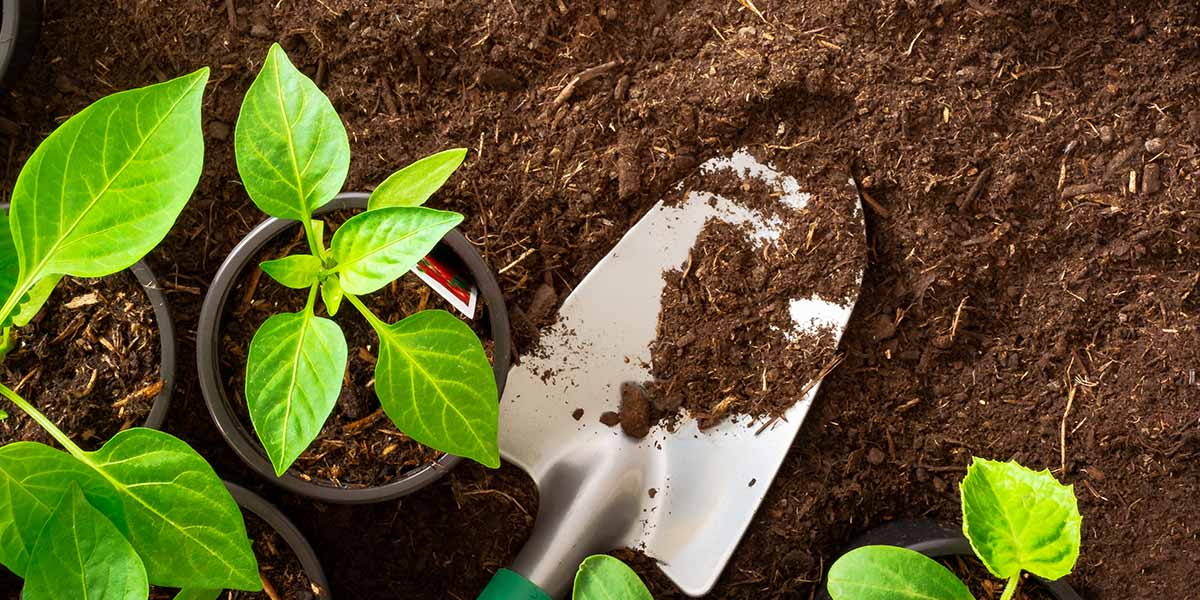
[330, 207, 462, 295]
[246, 309, 347, 475]
[0, 210, 17, 307]
[174, 589, 221, 600]
[9, 69, 208, 282]
[368, 148, 468, 210]
[85, 428, 260, 590]
[372, 310, 498, 468]
[235, 43, 349, 221]
[0, 442, 124, 576]
[260, 254, 322, 289]
[573, 555, 653, 600]
[961, 458, 1081, 581]
[827, 546, 974, 600]
[23, 485, 148, 600]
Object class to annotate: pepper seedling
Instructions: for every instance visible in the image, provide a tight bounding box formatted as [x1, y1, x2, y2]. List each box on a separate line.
[234, 43, 498, 476]
[574, 555, 654, 600]
[0, 72, 260, 598]
[826, 458, 1082, 600]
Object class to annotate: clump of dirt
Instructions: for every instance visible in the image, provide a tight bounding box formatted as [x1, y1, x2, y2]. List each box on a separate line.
[0, 273, 162, 451]
[220, 210, 494, 489]
[599, 159, 865, 435]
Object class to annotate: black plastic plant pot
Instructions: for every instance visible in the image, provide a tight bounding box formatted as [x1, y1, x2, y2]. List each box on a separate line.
[0, 0, 40, 87]
[0, 202, 175, 430]
[198, 192, 512, 504]
[225, 481, 332, 599]
[817, 519, 1083, 600]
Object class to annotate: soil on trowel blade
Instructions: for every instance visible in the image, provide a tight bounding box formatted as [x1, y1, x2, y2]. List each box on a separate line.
[601, 162, 865, 435]
[0, 273, 162, 451]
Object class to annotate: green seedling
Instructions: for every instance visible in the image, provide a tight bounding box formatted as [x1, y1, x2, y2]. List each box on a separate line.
[827, 458, 1082, 600]
[0, 72, 260, 598]
[574, 555, 654, 600]
[234, 43, 498, 476]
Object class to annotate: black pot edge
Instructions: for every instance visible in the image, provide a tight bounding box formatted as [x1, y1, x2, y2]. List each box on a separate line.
[224, 481, 333, 600]
[0, 0, 40, 88]
[816, 519, 1084, 600]
[0, 202, 175, 431]
[198, 191, 513, 504]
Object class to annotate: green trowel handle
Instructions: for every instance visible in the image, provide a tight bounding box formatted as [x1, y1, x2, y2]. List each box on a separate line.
[478, 568, 552, 600]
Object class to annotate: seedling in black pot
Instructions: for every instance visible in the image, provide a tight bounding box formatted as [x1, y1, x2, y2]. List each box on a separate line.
[0, 71, 260, 597]
[827, 458, 1082, 600]
[233, 43, 499, 476]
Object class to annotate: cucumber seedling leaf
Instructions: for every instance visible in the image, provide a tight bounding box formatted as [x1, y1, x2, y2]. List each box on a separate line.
[372, 310, 499, 468]
[368, 148, 469, 210]
[961, 458, 1081, 581]
[573, 555, 654, 600]
[827, 546, 975, 600]
[85, 428, 261, 590]
[261, 254, 323, 289]
[330, 206, 462, 295]
[235, 43, 349, 221]
[246, 309, 348, 475]
[0, 442, 124, 577]
[9, 68, 208, 282]
[22, 484, 148, 600]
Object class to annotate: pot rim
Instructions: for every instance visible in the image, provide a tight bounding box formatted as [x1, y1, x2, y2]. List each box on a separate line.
[818, 518, 1084, 600]
[197, 192, 512, 504]
[0, 0, 40, 87]
[224, 481, 333, 599]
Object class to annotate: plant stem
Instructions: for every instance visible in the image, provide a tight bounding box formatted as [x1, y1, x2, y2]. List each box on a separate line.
[1000, 575, 1020, 600]
[345, 292, 387, 330]
[302, 217, 327, 261]
[304, 283, 319, 314]
[0, 381, 88, 460]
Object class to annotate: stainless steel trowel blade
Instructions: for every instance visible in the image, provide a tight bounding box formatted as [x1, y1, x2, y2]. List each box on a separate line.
[498, 150, 866, 598]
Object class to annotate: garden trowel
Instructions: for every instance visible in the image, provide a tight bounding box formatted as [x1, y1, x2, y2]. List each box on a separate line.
[479, 150, 866, 599]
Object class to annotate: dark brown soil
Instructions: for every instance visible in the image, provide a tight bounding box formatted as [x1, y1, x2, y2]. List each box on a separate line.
[220, 210, 497, 488]
[0, 273, 161, 451]
[2, 0, 1197, 598]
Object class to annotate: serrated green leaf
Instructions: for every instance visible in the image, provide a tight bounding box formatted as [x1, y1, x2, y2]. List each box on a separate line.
[961, 458, 1081, 581]
[368, 148, 468, 210]
[11, 274, 62, 328]
[0, 209, 61, 330]
[0, 442, 124, 576]
[174, 589, 221, 600]
[235, 43, 349, 221]
[573, 555, 653, 600]
[85, 428, 260, 590]
[372, 309, 498, 468]
[9, 69, 208, 284]
[246, 309, 347, 475]
[260, 254, 322, 289]
[0, 210, 17, 309]
[330, 207, 462, 295]
[827, 546, 975, 600]
[23, 484, 148, 600]
[321, 274, 343, 316]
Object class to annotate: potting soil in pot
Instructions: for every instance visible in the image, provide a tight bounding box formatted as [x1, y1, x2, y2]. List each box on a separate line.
[220, 210, 495, 489]
[0, 273, 161, 450]
[5, 0, 1198, 597]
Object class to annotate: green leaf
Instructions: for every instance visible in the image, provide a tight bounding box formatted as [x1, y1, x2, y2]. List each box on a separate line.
[961, 458, 1081, 581]
[235, 43, 349, 221]
[372, 310, 499, 468]
[174, 589, 222, 600]
[246, 309, 347, 475]
[23, 485, 148, 600]
[330, 207, 462, 295]
[9, 68, 208, 283]
[827, 546, 974, 600]
[321, 274, 343, 316]
[85, 428, 260, 590]
[368, 148, 468, 209]
[0, 210, 17, 308]
[573, 555, 653, 600]
[0, 442, 124, 576]
[11, 274, 62, 328]
[261, 254, 322, 289]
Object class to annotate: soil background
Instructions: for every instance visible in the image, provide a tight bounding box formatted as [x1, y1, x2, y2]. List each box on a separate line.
[1, 1, 1197, 598]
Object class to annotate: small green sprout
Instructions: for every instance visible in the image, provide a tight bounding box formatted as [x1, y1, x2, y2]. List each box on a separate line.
[827, 458, 1082, 600]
